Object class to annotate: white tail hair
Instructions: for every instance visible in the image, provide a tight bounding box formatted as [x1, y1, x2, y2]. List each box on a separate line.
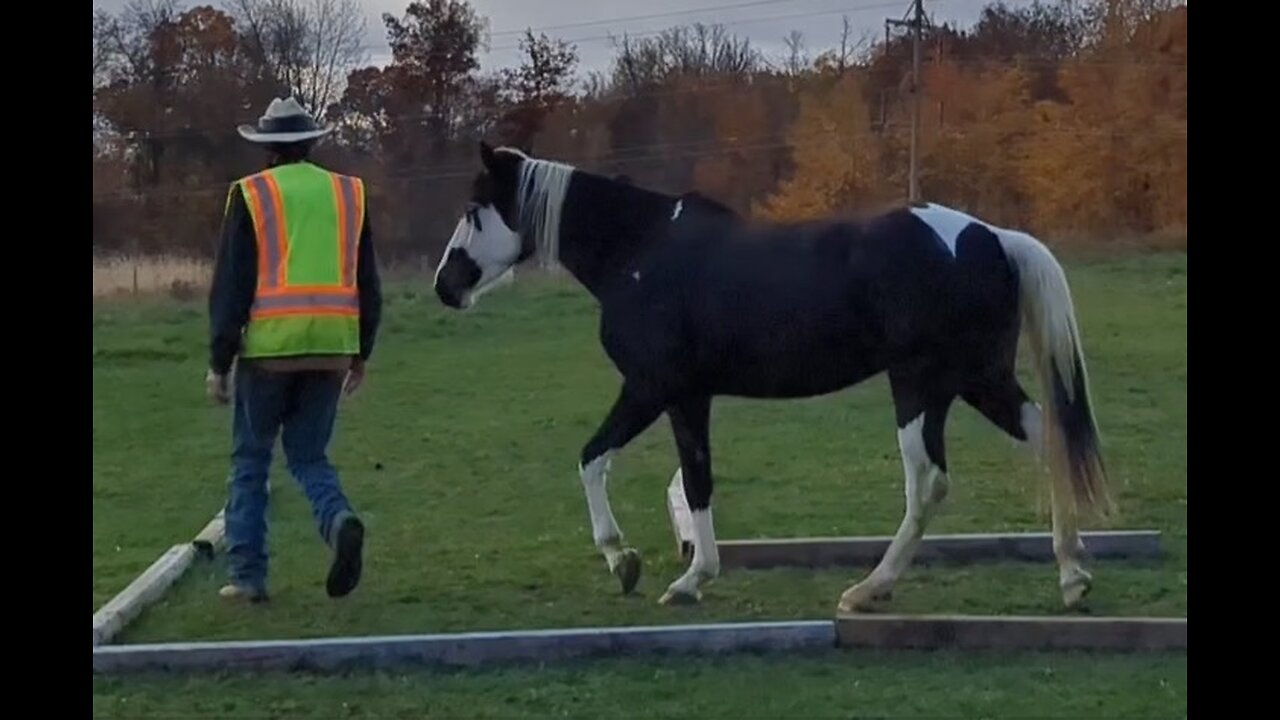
[998, 230, 1112, 519]
[499, 147, 575, 268]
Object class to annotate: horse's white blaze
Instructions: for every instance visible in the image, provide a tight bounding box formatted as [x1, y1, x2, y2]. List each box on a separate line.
[671, 199, 683, 221]
[579, 451, 622, 550]
[666, 507, 719, 598]
[435, 203, 521, 307]
[434, 146, 574, 306]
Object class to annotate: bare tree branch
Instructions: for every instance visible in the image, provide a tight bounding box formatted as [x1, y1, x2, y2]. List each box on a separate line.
[225, 0, 367, 115]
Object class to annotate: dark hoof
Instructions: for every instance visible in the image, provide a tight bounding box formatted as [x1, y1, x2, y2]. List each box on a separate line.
[612, 548, 642, 594]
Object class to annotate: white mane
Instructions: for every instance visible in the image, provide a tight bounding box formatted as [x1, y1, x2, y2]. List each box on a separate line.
[498, 146, 575, 268]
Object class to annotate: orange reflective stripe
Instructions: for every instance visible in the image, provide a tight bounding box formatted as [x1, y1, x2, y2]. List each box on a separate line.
[241, 178, 275, 289]
[250, 289, 359, 319]
[332, 174, 362, 287]
[261, 173, 289, 288]
[257, 285, 358, 298]
[251, 306, 360, 319]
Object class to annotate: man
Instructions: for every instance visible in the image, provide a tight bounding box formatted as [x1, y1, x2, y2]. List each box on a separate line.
[206, 97, 382, 603]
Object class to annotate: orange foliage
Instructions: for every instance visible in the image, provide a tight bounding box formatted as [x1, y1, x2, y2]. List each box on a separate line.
[92, 0, 1188, 259]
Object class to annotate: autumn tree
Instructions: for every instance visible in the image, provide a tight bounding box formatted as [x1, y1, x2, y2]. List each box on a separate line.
[381, 0, 487, 155]
[690, 85, 787, 214]
[494, 31, 579, 150]
[756, 73, 887, 221]
[608, 23, 760, 95]
[324, 0, 490, 258]
[226, 0, 368, 116]
[91, 0, 1188, 259]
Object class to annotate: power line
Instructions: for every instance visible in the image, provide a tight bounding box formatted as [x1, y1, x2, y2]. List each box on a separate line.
[94, 53, 1186, 143]
[91, 123, 1187, 202]
[486, 0, 823, 39]
[349, 0, 937, 56]
[485, 1, 921, 53]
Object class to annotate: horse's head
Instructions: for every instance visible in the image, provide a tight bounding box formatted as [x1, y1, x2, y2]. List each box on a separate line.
[433, 142, 536, 309]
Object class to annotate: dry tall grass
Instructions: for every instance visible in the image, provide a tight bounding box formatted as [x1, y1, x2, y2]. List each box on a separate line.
[93, 255, 212, 299]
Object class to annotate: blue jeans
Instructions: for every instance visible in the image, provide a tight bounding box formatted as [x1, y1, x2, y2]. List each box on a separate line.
[224, 364, 355, 592]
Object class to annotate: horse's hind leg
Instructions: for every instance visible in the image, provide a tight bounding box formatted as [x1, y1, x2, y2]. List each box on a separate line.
[962, 378, 1091, 608]
[579, 386, 665, 594]
[838, 369, 954, 613]
[660, 395, 719, 605]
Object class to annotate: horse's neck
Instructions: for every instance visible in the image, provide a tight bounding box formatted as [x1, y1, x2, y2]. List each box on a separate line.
[556, 172, 672, 298]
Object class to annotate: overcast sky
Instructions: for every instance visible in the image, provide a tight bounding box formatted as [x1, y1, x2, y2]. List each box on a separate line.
[92, 0, 1002, 75]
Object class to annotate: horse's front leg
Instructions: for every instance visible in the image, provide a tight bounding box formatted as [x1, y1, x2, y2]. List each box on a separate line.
[660, 395, 720, 605]
[578, 386, 664, 594]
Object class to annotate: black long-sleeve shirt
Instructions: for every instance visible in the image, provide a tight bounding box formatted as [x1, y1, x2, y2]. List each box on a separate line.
[207, 172, 383, 375]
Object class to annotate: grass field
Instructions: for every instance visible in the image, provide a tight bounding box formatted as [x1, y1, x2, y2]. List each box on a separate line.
[92, 252, 1187, 717]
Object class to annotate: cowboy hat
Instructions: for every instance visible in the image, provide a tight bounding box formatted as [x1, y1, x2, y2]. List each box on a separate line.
[237, 97, 333, 144]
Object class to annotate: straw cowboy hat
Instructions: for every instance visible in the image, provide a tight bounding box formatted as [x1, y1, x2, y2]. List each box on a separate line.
[237, 97, 333, 144]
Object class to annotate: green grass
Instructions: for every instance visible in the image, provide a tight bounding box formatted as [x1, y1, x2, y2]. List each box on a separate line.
[92, 253, 1187, 717]
[93, 651, 1187, 719]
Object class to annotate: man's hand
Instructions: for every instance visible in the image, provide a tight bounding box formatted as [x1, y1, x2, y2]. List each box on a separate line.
[344, 358, 367, 397]
[206, 369, 231, 405]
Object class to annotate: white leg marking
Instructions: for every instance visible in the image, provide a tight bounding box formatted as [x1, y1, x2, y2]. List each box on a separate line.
[579, 451, 623, 564]
[1021, 401, 1090, 607]
[661, 508, 720, 604]
[839, 414, 948, 612]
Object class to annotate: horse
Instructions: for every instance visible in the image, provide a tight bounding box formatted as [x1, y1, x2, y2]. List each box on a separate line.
[432, 142, 1110, 612]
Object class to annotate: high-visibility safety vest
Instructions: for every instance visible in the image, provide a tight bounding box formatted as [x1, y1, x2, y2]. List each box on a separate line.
[233, 162, 366, 359]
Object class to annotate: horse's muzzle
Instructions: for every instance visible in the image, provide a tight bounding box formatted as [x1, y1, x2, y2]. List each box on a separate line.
[434, 248, 481, 309]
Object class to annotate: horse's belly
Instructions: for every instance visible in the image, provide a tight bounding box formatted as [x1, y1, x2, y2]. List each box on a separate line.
[704, 338, 882, 398]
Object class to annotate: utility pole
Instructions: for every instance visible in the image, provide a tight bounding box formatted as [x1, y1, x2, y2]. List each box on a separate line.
[886, 0, 927, 203]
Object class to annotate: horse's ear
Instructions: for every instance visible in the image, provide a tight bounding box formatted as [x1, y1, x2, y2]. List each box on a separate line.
[479, 141, 497, 169]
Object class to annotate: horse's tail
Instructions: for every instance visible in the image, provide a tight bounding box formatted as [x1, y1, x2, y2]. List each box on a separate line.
[999, 231, 1112, 520]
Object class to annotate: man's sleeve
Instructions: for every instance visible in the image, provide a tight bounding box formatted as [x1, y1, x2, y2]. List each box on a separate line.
[356, 204, 383, 361]
[208, 184, 258, 375]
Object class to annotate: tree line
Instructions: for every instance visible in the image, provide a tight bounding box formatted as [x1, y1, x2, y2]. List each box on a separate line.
[92, 0, 1187, 260]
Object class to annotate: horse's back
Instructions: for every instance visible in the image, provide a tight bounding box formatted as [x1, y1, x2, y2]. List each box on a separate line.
[637, 216, 909, 396]
[608, 202, 1026, 398]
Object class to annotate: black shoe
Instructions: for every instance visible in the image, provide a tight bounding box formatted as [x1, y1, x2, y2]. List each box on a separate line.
[326, 514, 364, 598]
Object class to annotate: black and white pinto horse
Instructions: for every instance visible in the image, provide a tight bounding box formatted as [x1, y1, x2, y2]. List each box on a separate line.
[433, 143, 1110, 612]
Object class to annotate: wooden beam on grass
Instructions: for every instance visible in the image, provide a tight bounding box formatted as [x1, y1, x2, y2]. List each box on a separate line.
[92, 508, 227, 647]
[715, 530, 1163, 569]
[835, 613, 1187, 652]
[665, 474, 1162, 567]
[92, 544, 195, 647]
[93, 620, 838, 674]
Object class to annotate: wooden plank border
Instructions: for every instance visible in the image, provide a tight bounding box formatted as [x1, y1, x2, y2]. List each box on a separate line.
[192, 509, 226, 559]
[93, 620, 837, 674]
[92, 544, 195, 648]
[716, 530, 1163, 569]
[92, 508, 228, 647]
[94, 613, 1187, 674]
[836, 613, 1186, 651]
[666, 474, 1161, 567]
